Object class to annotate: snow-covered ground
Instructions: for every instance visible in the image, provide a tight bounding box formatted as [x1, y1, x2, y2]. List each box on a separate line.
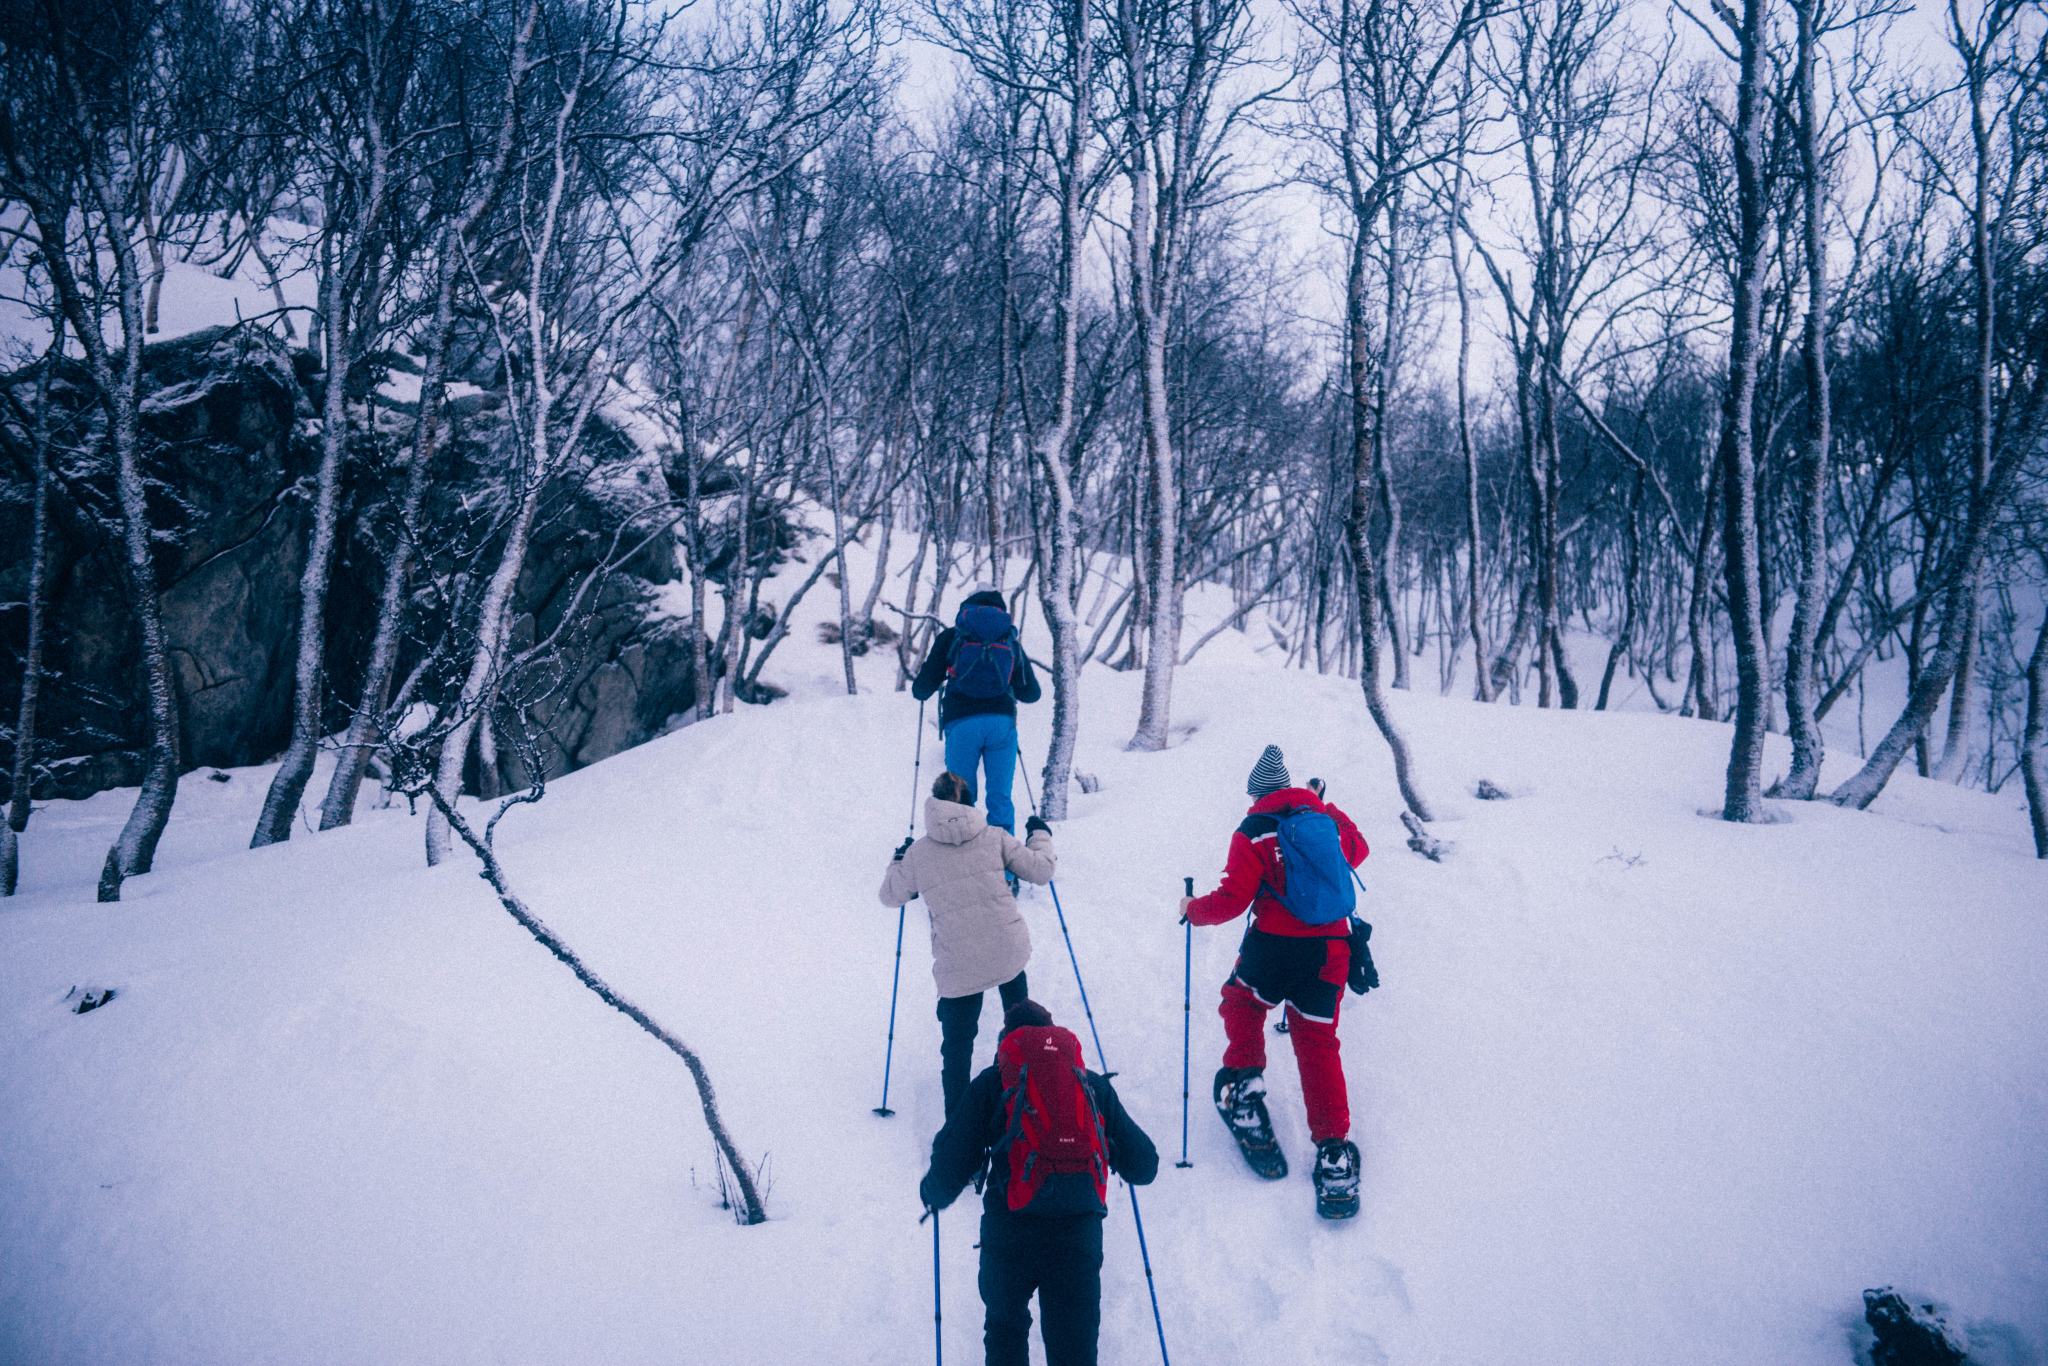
[2, 524, 2043, 1366]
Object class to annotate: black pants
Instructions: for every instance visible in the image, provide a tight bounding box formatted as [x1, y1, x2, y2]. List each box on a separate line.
[938, 971, 1028, 1116]
[979, 1211, 1103, 1366]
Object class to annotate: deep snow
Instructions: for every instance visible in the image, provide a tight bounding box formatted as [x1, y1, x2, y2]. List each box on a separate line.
[3, 526, 2044, 1366]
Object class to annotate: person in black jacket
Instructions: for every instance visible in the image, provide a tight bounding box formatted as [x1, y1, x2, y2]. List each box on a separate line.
[920, 1000, 1159, 1366]
[911, 586, 1041, 834]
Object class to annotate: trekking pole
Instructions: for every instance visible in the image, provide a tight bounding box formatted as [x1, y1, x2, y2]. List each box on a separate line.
[933, 1206, 943, 1366]
[1018, 741, 1173, 1366]
[910, 700, 928, 832]
[876, 700, 928, 1119]
[1177, 877, 1193, 1169]
[875, 909, 905, 1117]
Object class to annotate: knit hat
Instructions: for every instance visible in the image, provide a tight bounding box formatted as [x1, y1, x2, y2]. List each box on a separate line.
[1000, 999, 1054, 1038]
[1247, 745, 1290, 798]
[962, 584, 1006, 610]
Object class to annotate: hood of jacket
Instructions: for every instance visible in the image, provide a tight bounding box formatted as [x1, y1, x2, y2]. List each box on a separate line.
[925, 797, 988, 845]
[1248, 787, 1327, 817]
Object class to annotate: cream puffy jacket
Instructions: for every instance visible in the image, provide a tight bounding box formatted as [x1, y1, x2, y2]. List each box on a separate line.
[878, 797, 1056, 998]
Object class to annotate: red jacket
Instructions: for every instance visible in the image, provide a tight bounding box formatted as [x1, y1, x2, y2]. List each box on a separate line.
[1185, 788, 1368, 938]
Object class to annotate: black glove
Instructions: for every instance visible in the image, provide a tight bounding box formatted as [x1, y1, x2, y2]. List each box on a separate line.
[894, 837, 913, 862]
[1025, 815, 1051, 837]
[1346, 917, 1378, 995]
[918, 1173, 955, 1212]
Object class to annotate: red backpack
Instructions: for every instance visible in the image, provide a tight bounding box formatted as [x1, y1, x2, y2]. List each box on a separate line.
[993, 1026, 1110, 1217]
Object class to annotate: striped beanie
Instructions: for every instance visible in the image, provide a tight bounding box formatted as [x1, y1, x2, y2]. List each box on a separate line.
[1247, 745, 1290, 798]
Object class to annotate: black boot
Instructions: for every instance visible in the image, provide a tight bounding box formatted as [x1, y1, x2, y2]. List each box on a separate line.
[1313, 1137, 1361, 1219]
[1214, 1067, 1286, 1179]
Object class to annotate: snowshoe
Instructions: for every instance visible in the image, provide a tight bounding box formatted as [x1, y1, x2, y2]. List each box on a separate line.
[1214, 1067, 1287, 1180]
[1313, 1138, 1361, 1219]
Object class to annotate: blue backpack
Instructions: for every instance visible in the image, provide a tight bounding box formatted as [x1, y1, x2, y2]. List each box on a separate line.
[1264, 809, 1356, 925]
[947, 604, 1018, 700]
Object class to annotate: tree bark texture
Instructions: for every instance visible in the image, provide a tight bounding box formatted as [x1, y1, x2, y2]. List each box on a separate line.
[257, 208, 376, 846]
[1775, 0, 1832, 800]
[2022, 607, 2048, 858]
[2, 328, 61, 896]
[1034, 0, 1093, 819]
[1716, 0, 1773, 823]
[1120, 0, 1182, 752]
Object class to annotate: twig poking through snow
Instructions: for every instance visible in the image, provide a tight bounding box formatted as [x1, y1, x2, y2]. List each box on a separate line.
[1402, 811, 1450, 862]
[422, 785, 768, 1225]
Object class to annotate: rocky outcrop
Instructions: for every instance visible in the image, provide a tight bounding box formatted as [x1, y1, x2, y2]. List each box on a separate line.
[1, 326, 316, 797]
[0, 324, 754, 806]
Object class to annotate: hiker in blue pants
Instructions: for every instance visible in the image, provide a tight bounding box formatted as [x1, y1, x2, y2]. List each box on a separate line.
[911, 586, 1040, 834]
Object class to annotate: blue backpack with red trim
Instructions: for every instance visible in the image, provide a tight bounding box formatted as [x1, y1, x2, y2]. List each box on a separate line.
[947, 604, 1018, 700]
[1267, 809, 1356, 925]
[993, 1025, 1109, 1217]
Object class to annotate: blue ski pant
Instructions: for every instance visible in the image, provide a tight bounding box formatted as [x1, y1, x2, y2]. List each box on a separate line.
[943, 712, 1018, 833]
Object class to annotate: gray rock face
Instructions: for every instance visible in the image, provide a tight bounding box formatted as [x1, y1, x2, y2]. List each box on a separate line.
[2, 327, 315, 797]
[2, 324, 722, 806]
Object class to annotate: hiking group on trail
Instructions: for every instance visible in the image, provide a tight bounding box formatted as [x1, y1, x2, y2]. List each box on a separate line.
[876, 590, 1378, 1364]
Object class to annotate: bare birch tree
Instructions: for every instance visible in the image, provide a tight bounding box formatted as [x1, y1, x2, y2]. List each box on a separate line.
[1294, 0, 1494, 819]
[0, 0, 188, 899]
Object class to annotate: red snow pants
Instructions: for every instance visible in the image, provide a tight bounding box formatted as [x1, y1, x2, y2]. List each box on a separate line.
[1219, 928, 1350, 1143]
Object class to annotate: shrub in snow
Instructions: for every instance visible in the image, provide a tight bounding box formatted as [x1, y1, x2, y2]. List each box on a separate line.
[1863, 1288, 1969, 1366]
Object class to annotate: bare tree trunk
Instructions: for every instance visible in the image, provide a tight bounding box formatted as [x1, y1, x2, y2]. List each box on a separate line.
[1451, 59, 1491, 702]
[1346, 226, 1431, 820]
[1534, 369, 1569, 708]
[985, 178, 1015, 594]
[1374, 361, 1410, 692]
[424, 785, 767, 1223]
[3, 325, 62, 896]
[1596, 471, 1642, 711]
[428, 487, 542, 866]
[1119, 0, 1185, 751]
[321, 257, 455, 828]
[256, 211, 368, 846]
[1933, 571, 1980, 782]
[821, 421, 860, 696]
[1682, 458, 1720, 719]
[18, 79, 185, 897]
[720, 450, 760, 713]
[1035, 0, 1092, 818]
[1491, 577, 1536, 701]
[2022, 606, 2047, 858]
[859, 507, 893, 634]
[896, 517, 930, 689]
[1776, 0, 1832, 798]
[1716, 0, 1772, 823]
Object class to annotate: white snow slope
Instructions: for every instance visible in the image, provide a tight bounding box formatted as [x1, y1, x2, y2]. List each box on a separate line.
[3, 546, 2044, 1366]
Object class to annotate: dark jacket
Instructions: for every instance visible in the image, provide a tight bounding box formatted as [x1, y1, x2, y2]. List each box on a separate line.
[920, 1063, 1158, 1218]
[1185, 787, 1369, 938]
[910, 592, 1042, 728]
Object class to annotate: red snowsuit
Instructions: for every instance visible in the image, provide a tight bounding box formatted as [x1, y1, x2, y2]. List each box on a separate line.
[1185, 787, 1368, 1142]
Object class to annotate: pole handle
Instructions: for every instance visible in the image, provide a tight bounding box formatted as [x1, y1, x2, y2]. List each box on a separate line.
[1183, 876, 1193, 897]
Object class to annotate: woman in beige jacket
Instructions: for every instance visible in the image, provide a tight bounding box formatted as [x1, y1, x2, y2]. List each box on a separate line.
[879, 771, 1057, 1115]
